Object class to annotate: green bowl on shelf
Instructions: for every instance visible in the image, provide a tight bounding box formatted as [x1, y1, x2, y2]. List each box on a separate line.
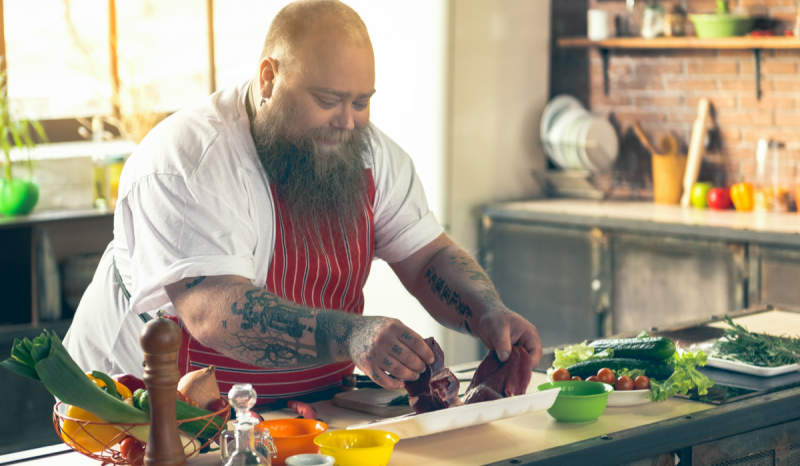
[689, 14, 755, 38]
[537, 381, 613, 423]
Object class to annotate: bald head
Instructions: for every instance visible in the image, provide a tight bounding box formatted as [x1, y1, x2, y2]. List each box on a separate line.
[260, 0, 371, 65]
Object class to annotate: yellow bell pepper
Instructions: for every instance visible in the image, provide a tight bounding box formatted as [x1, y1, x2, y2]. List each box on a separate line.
[86, 372, 132, 400]
[730, 182, 755, 212]
[62, 405, 126, 453]
[60, 372, 131, 453]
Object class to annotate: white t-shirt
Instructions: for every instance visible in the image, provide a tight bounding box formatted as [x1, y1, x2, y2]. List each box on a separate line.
[64, 80, 443, 376]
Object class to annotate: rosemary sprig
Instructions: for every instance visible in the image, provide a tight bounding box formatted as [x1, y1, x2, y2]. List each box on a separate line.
[713, 316, 800, 367]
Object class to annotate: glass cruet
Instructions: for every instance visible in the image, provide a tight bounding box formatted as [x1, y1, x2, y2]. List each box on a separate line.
[220, 384, 277, 466]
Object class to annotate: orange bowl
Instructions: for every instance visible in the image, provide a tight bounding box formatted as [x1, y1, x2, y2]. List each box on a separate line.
[256, 419, 328, 466]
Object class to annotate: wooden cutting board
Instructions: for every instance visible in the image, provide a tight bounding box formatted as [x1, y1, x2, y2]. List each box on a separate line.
[708, 310, 800, 336]
[332, 388, 414, 417]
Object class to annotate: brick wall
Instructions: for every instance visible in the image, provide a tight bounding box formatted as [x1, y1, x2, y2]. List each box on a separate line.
[587, 0, 800, 186]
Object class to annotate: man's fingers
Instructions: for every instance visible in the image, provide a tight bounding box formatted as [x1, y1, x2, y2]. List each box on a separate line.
[516, 324, 544, 368]
[379, 355, 420, 382]
[491, 324, 513, 362]
[397, 326, 435, 365]
[367, 366, 404, 390]
[389, 342, 428, 373]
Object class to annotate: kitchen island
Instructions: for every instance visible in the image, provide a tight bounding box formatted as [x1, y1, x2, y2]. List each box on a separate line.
[7, 308, 800, 466]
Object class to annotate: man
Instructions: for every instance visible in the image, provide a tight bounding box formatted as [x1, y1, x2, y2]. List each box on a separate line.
[64, 0, 542, 403]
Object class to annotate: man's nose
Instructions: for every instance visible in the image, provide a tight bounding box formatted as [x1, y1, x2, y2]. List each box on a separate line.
[331, 105, 355, 131]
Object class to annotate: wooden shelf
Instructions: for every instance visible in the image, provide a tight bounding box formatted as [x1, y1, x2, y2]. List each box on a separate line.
[557, 36, 800, 99]
[558, 36, 800, 50]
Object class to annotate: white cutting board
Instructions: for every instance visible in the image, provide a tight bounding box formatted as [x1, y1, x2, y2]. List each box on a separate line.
[332, 389, 414, 417]
[707, 311, 800, 336]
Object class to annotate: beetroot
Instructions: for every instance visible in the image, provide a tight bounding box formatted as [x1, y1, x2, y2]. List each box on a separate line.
[462, 347, 532, 405]
[403, 337, 462, 414]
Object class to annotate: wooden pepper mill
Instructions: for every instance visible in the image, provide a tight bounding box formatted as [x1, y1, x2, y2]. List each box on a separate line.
[140, 315, 188, 466]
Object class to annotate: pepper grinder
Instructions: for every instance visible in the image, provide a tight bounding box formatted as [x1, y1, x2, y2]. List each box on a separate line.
[140, 314, 187, 466]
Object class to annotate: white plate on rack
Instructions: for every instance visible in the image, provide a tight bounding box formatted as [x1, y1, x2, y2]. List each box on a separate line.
[706, 357, 800, 378]
[346, 389, 560, 440]
[606, 389, 650, 407]
[541, 95, 584, 164]
[549, 108, 587, 170]
[580, 116, 618, 173]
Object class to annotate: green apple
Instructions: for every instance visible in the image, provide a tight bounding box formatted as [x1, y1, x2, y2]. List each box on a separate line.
[690, 182, 714, 209]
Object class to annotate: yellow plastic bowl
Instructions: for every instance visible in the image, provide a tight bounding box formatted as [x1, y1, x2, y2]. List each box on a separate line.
[313, 430, 399, 466]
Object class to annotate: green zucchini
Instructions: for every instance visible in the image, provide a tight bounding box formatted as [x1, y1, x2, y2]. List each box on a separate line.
[134, 389, 225, 441]
[588, 337, 675, 360]
[566, 358, 674, 381]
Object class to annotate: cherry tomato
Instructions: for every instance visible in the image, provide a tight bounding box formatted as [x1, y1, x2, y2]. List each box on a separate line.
[597, 368, 615, 384]
[570, 376, 582, 381]
[634, 375, 651, 390]
[586, 375, 598, 382]
[553, 367, 569, 382]
[615, 376, 634, 391]
[207, 397, 228, 413]
[120, 437, 145, 465]
[552, 368, 571, 382]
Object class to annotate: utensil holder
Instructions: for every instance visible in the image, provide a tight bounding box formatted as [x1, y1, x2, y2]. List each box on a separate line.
[652, 153, 687, 204]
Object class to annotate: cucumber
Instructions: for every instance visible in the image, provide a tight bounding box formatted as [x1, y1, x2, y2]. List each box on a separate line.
[566, 358, 674, 381]
[588, 337, 675, 360]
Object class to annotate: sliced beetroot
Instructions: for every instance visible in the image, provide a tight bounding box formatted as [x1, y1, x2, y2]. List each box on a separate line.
[462, 346, 532, 405]
[403, 337, 462, 414]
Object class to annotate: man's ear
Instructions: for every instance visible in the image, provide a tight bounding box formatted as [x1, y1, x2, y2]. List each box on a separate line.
[259, 57, 279, 99]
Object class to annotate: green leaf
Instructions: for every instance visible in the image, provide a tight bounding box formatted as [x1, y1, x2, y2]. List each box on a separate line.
[646, 349, 715, 403]
[0, 358, 40, 380]
[617, 368, 647, 379]
[30, 334, 52, 364]
[636, 331, 651, 339]
[10, 338, 35, 368]
[552, 342, 614, 369]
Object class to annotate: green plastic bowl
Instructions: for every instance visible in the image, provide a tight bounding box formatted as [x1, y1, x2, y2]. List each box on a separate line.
[689, 14, 755, 38]
[537, 381, 613, 423]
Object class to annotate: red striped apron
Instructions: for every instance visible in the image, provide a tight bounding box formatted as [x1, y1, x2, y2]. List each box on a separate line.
[174, 169, 376, 405]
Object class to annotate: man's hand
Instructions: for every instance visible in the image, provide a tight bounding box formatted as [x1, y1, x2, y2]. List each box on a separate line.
[476, 308, 543, 368]
[348, 316, 435, 390]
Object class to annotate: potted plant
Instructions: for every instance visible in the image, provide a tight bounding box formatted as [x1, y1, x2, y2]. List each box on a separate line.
[0, 63, 48, 216]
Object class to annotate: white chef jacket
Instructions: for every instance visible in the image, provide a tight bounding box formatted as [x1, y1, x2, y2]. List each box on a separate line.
[63, 80, 443, 377]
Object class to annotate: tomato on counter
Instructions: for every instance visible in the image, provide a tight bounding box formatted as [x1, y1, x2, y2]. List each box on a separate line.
[615, 376, 634, 391]
[708, 187, 732, 210]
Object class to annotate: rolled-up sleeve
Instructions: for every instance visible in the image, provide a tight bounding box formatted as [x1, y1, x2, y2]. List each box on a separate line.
[371, 127, 444, 263]
[123, 173, 256, 315]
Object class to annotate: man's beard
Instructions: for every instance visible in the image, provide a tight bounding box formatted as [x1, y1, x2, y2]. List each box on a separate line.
[250, 95, 370, 230]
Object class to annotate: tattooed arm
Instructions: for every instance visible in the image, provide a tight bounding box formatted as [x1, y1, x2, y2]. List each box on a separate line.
[390, 233, 543, 366]
[164, 275, 434, 389]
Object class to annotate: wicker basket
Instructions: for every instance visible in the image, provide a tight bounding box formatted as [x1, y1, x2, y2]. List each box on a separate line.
[53, 401, 230, 465]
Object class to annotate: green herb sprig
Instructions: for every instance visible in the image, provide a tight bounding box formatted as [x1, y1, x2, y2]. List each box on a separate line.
[713, 316, 800, 367]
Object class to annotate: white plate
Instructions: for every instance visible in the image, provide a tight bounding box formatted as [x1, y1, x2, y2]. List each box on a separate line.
[706, 357, 800, 378]
[548, 108, 587, 170]
[581, 116, 618, 173]
[606, 389, 650, 407]
[346, 389, 560, 440]
[541, 95, 584, 165]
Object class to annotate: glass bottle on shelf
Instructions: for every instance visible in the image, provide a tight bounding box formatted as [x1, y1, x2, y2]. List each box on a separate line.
[220, 384, 276, 466]
[107, 154, 126, 210]
[91, 116, 109, 210]
[754, 139, 790, 212]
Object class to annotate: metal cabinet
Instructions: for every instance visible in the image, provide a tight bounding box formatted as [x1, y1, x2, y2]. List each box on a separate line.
[480, 218, 602, 349]
[480, 213, 770, 345]
[750, 245, 800, 309]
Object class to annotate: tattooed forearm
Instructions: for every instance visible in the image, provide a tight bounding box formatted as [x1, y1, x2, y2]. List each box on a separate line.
[424, 266, 473, 319]
[185, 276, 207, 289]
[221, 288, 356, 368]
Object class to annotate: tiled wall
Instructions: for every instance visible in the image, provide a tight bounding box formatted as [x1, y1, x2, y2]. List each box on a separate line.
[587, 0, 800, 186]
